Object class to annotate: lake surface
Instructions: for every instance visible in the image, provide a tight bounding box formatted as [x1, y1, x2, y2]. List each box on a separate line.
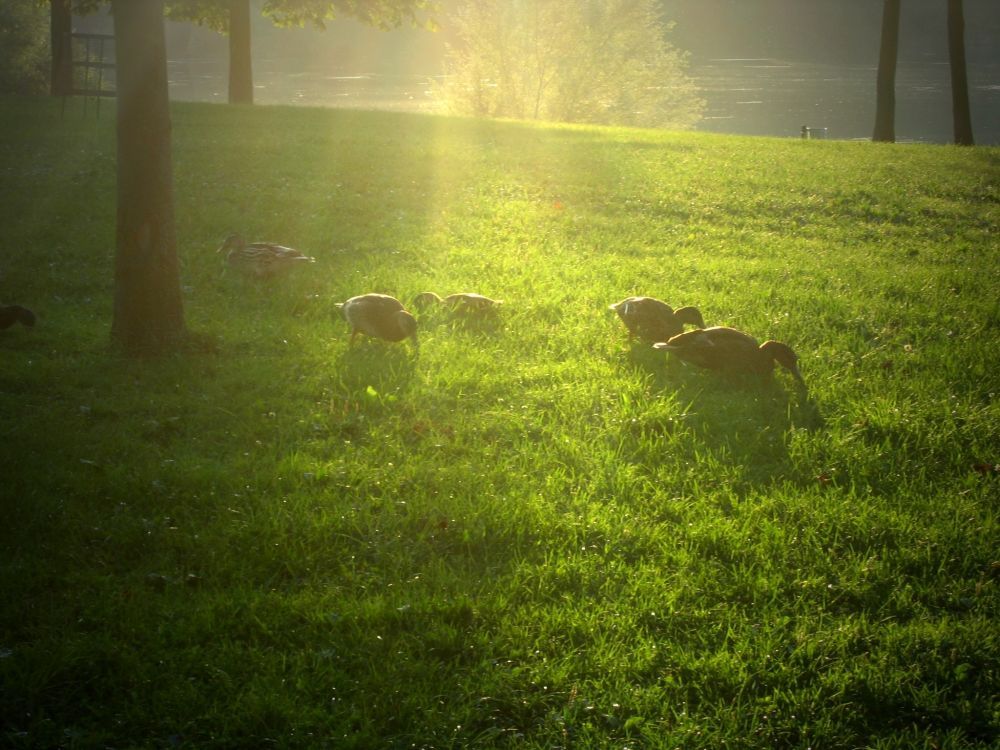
[166, 57, 1000, 145]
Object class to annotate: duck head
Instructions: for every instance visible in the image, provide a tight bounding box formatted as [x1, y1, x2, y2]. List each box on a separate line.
[396, 310, 419, 346]
[217, 234, 243, 254]
[761, 340, 805, 386]
[673, 306, 705, 329]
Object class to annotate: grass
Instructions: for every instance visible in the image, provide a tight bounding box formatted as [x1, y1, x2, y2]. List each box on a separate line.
[1, 94, 998, 749]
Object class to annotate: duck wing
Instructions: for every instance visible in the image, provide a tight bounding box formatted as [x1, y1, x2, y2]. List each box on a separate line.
[249, 243, 313, 261]
[655, 327, 760, 370]
[444, 293, 501, 311]
[343, 294, 407, 338]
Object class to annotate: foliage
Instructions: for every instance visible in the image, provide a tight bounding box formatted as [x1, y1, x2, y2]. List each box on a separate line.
[1, 96, 999, 748]
[440, 0, 704, 129]
[167, 0, 435, 33]
[0, 0, 48, 95]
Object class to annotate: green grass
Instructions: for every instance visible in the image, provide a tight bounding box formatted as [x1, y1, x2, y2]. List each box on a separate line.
[1, 95, 998, 749]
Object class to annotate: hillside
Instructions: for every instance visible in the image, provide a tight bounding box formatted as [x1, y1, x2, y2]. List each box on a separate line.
[1, 98, 998, 748]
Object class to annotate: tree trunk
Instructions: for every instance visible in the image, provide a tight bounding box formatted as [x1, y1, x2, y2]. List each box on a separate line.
[110, 0, 185, 355]
[872, 0, 900, 143]
[228, 0, 254, 104]
[50, 0, 73, 97]
[947, 0, 974, 145]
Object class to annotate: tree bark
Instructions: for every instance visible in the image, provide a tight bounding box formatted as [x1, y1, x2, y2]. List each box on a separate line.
[50, 0, 73, 97]
[947, 0, 974, 145]
[228, 0, 254, 104]
[872, 0, 900, 143]
[110, 0, 185, 355]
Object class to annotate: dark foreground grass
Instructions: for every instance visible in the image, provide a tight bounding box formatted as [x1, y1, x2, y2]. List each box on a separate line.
[0, 95, 998, 749]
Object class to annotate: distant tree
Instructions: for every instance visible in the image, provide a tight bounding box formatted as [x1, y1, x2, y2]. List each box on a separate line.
[0, 0, 49, 95]
[440, 0, 703, 129]
[110, 0, 186, 354]
[50, 0, 73, 95]
[947, 0, 974, 145]
[872, 0, 900, 142]
[167, 0, 434, 105]
[228, 0, 253, 103]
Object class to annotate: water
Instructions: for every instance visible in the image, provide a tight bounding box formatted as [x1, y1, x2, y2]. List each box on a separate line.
[693, 57, 1000, 144]
[166, 56, 1000, 145]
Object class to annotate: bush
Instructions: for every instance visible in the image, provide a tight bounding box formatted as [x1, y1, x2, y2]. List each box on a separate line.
[439, 0, 704, 129]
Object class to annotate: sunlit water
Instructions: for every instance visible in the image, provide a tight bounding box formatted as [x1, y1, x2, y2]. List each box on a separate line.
[166, 57, 1000, 145]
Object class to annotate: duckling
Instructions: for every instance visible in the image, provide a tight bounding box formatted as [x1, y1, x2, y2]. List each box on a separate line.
[336, 293, 418, 346]
[413, 292, 445, 309]
[0, 305, 35, 330]
[414, 291, 503, 314]
[609, 296, 704, 343]
[653, 326, 805, 386]
[218, 233, 314, 278]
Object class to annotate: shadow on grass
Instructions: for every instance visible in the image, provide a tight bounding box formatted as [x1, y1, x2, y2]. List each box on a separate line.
[629, 342, 822, 423]
[414, 307, 506, 339]
[619, 342, 826, 491]
[335, 341, 418, 397]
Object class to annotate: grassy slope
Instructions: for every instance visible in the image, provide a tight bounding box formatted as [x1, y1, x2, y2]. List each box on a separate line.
[1, 96, 998, 749]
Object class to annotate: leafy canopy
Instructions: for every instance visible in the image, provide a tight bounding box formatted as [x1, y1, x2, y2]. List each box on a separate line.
[167, 0, 436, 32]
[439, 0, 704, 129]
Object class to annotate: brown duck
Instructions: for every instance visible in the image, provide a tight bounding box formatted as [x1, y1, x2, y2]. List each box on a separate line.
[0, 305, 35, 330]
[218, 233, 314, 278]
[336, 293, 418, 346]
[609, 296, 704, 342]
[414, 291, 502, 313]
[654, 326, 805, 386]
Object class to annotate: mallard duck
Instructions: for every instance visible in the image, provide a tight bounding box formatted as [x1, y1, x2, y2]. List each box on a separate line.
[218, 233, 314, 278]
[0, 304, 35, 330]
[653, 326, 805, 386]
[414, 291, 502, 313]
[609, 296, 704, 343]
[336, 293, 418, 346]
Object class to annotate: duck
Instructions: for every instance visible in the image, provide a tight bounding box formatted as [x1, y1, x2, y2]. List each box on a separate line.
[0, 304, 35, 330]
[414, 291, 503, 313]
[653, 326, 805, 386]
[609, 296, 704, 343]
[336, 293, 418, 346]
[218, 233, 315, 278]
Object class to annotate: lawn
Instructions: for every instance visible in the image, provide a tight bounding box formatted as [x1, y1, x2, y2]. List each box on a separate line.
[1, 95, 998, 749]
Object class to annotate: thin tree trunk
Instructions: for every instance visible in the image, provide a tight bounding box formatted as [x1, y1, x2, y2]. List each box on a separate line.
[947, 0, 974, 145]
[110, 0, 185, 355]
[873, 0, 901, 143]
[228, 0, 253, 104]
[50, 0, 73, 97]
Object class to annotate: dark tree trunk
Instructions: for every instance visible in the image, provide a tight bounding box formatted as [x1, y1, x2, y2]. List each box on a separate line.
[228, 0, 253, 104]
[873, 0, 901, 143]
[110, 0, 185, 355]
[947, 0, 975, 145]
[50, 0, 73, 97]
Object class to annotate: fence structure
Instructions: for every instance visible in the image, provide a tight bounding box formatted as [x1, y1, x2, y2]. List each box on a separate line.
[62, 32, 116, 117]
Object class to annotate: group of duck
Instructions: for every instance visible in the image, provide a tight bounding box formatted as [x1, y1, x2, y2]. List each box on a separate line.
[335, 291, 804, 387]
[219, 234, 806, 389]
